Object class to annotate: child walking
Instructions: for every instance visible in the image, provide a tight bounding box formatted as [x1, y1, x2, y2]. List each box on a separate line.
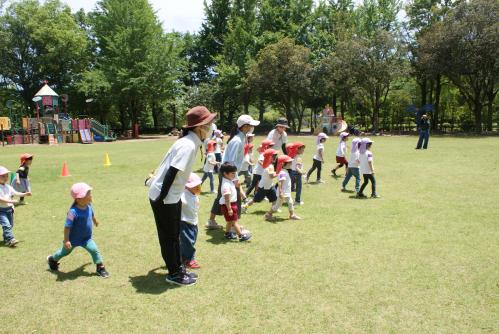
[332, 132, 349, 176]
[180, 173, 202, 269]
[245, 139, 274, 197]
[274, 155, 301, 220]
[306, 133, 328, 183]
[0, 166, 32, 247]
[47, 183, 109, 278]
[358, 138, 379, 198]
[243, 149, 279, 221]
[213, 130, 224, 173]
[219, 162, 251, 241]
[342, 138, 361, 193]
[11, 153, 34, 204]
[286, 142, 306, 205]
[201, 140, 217, 193]
[239, 143, 254, 190]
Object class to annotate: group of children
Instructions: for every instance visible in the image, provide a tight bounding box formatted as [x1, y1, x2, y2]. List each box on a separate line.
[1, 128, 379, 280]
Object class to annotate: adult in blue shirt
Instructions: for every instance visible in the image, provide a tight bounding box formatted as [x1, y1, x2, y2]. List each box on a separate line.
[206, 115, 260, 231]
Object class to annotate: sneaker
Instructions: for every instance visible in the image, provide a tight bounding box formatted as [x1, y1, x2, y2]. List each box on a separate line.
[357, 193, 367, 198]
[289, 215, 302, 220]
[317, 179, 325, 184]
[304, 176, 309, 183]
[341, 187, 347, 192]
[165, 272, 196, 286]
[47, 255, 59, 271]
[6, 238, 19, 247]
[241, 204, 248, 214]
[239, 232, 252, 242]
[185, 260, 200, 269]
[205, 219, 223, 230]
[331, 169, 337, 176]
[180, 265, 198, 279]
[224, 232, 237, 240]
[96, 265, 110, 278]
[371, 194, 381, 199]
[264, 213, 275, 222]
[295, 201, 304, 206]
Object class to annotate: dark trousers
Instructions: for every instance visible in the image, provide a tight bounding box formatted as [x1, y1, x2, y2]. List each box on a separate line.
[179, 221, 198, 262]
[416, 130, 430, 149]
[306, 159, 322, 181]
[211, 174, 242, 218]
[150, 199, 182, 275]
[359, 174, 377, 196]
[245, 174, 262, 197]
[214, 153, 222, 173]
[201, 172, 214, 192]
[291, 170, 303, 202]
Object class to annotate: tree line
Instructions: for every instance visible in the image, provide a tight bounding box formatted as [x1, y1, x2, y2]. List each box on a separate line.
[0, 0, 497, 133]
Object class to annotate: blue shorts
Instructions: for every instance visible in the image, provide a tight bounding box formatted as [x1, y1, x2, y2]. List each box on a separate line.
[253, 187, 277, 203]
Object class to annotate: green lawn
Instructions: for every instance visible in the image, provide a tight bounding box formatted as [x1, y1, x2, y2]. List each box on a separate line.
[1, 135, 498, 333]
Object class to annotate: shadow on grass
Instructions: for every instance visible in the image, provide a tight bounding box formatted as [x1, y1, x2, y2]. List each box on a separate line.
[341, 189, 356, 193]
[49, 263, 95, 281]
[349, 195, 367, 200]
[0, 240, 25, 248]
[205, 229, 234, 245]
[200, 191, 216, 196]
[129, 267, 180, 294]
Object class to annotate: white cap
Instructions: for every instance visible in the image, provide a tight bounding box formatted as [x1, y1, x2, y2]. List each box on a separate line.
[237, 115, 260, 128]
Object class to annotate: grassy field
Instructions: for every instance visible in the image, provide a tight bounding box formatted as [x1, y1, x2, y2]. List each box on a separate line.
[0, 135, 498, 333]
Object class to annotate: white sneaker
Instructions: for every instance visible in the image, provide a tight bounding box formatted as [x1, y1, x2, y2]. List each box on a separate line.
[295, 201, 304, 206]
[6, 238, 19, 247]
[205, 219, 223, 230]
[317, 180, 325, 184]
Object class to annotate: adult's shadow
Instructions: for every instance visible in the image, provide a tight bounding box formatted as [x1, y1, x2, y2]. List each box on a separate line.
[49, 263, 95, 281]
[205, 229, 232, 245]
[129, 267, 180, 294]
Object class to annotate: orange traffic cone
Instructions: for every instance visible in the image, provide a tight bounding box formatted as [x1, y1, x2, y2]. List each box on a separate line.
[61, 161, 70, 177]
[103, 153, 112, 166]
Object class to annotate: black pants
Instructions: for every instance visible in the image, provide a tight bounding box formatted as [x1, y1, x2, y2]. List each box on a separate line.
[211, 173, 242, 218]
[245, 174, 262, 197]
[150, 199, 182, 275]
[306, 159, 322, 181]
[359, 174, 376, 196]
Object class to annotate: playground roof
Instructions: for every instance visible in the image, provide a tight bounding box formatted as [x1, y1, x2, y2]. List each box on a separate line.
[35, 84, 58, 97]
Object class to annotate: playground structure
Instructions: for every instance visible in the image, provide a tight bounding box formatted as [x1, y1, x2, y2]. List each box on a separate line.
[314, 104, 348, 135]
[1, 82, 116, 146]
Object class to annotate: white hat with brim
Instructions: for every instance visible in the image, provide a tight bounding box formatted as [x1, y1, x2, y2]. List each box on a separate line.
[0, 166, 10, 175]
[237, 115, 260, 128]
[186, 173, 202, 188]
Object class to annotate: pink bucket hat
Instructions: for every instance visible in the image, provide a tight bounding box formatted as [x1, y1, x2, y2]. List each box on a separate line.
[70, 182, 93, 199]
[0, 166, 10, 175]
[185, 173, 202, 189]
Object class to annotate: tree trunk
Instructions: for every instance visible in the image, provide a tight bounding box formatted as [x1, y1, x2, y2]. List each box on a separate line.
[151, 100, 159, 128]
[420, 78, 427, 106]
[332, 93, 337, 115]
[172, 103, 177, 129]
[486, 87, 496, 132]
[433, 75, 441, 131]
[340, 99, 345, 119]
[258, 98, 265, 122]
[473, 99, 483, 133]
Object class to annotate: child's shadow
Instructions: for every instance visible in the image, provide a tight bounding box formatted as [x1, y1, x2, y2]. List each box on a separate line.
[49, 263, 95, 281]
[205, 229, 232, 245]
[129, 267, 180, 294]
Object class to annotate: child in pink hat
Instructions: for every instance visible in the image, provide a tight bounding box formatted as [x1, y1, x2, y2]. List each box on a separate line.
[0, 166, 32, 247]
[180, 173, 203, 269]
[47, 182, 109, 278]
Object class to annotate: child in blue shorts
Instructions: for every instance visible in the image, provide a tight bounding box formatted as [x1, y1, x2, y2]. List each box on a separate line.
[47, 183, 109, 278]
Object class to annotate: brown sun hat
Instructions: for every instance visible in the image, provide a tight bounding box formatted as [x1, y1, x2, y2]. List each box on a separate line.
[183, 106, 217, 129]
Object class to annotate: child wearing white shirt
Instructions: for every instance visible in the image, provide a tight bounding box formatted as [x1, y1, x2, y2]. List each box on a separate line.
[180, 173, 203, 269]
[332, 132, 349, 176]
[239, 143, 254, 190]
[306, 133, 328, 183]
[342, 138, 361, 193]
[358, 138, 379, 198]
[0, 166, 32, 247]
[273, 156, 301, 220]
[201, 140, 218, 193]
[219, 163, 251, 242]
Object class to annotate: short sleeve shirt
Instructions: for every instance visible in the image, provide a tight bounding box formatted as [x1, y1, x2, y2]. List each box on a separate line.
[203, 153, 216, 173]
[278, 170, 292, 196]
[0, 184, 15, 208]
[252, 154, 265, 175]
[359, 150, 373, 174]
[65, 204, 93, 247]
[348, 150, 360, 168]
[267, 129, 287, 151]
[222, 131, 246, 172]
[17, 166, 29, 179]
[215, 138, 223, 154]
[258, 165, 275, 189]
[219, 177, 237, 205]
[148, 131, 202, 204]
[313, 144, 325, 162]
[336, 141, 346, 157]
[181, 189, 199, 225]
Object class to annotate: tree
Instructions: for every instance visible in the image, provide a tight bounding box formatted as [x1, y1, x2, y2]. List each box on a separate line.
[419, 0, 499, 133]
[0, 0, 89, 109]
[247, 38, 312, 132]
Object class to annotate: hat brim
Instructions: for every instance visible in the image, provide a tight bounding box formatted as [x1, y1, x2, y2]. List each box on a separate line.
[186, 180, 202, 188]
[0, 170, 10, 175]
[183, 113, 217, 129]
[248, 120, 260, 126]
[276, 124, 290, 129]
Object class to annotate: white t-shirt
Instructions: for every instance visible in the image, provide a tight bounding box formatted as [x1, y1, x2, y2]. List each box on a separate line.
[203, 152, 216, 173]
[252, 154, 265, 175]
[359, 150, 374, 174]
[267, 129, 287, 151]
[349, 150, 360, 168]
[181, 189, 199, 225]
[291, 155, 303, 172]
[222, 131, 245, 172]
[278, 170, 292, 197]
[0, 183, 20, 208]
[148, 131, 202, 204]
[240, 153, 251, 172]
[336, 141, 346, 157]
[258, 165, 275, 189]
[313, 144, 325, 162]
[215, 137, 223, 154]
[219, 177, 238, 205]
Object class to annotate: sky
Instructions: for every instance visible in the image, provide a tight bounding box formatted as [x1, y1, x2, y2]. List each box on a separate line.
[60, 0, 210, 33]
